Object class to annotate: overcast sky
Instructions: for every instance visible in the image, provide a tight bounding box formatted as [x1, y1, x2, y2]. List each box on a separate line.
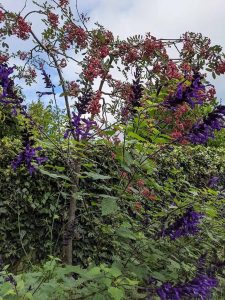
[1, 0, 225, 103]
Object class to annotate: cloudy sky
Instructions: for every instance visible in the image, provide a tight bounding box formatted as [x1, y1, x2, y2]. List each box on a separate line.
[1, 0, 225, 103]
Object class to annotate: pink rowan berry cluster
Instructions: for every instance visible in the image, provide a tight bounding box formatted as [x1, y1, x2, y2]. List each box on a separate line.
[117, 43, 140, 64]
[68, 81, 79, 97]
[152, 62, 162, 74]
[126, 185, 133, 194]
[63, 22, 88, 49]
[124, 48, 139, 64]
[0, 10, 5, 22]
[113, 81, 133, 102]
[92, 30, 114, 48]
[175, 112, 191, 132]
[120, 171, 128, 179]
[102, 30, 114, 44]
[182, 34, 195, 55]
[180, 62, 192, 79]
[134, 202, 142, 211]
[162, 101, 190, 142]
[24, 67, 37, 80]
[166, 60, 182, 79]
[180, 62, 192, 72]
[111, 152, 116, 160]
[215, 61, 225, 75]
[59, 0, 69, 7]
[174, 103, 189, 118]
[59, 58, 67, 68]
[142, 36, 164, 59]
[118, 42, 130, 54]
[90, 30, 113, 59]
[13, 16, 31, 40]
[140, 187, 157, 200]
[197, 85, 216, 103]
[206, 86, 216, 100]
[141, 187, 150, 197]
[18, 51, 29, 60]
[83, 57, 103, 81]
[0, 55, 9, 64]
[112, 135, 120, 145]
[47, 12, 59, 28]
[99, 45, 109, 58]
[87, 91, 102, 115]
[118, 36, 166, 65]
[170, 130, 183, 139]
[136, 179, 145, 187]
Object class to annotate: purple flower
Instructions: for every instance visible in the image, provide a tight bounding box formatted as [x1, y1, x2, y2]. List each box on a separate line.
[76, 89, 93, 114]
[64, 112, 97, 140]
[208, 176, 219, 188]
[0, 64, 14, 101]
[130, 68, 143, 110]
[162, 208, 203, 240]
[5, 275, 17, 286]
[41, 69, 52, 88]
[156, 282, 180, 300]
[0, 64, 27, 117]
[156, 275, 218, 300]
[12, 143, 47, 175]
[163, 73, 207, 109]
[188, 105, 225, 144]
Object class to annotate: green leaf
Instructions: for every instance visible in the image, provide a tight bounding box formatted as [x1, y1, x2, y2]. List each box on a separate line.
[101, 198, 118, 216]
[151, 271, 167, 282]
[83, 171, 111, 180]
[85, 266, 102, 278]
[205, 207, 217, 217]
[39, 168, 71, 182]
[127, 131, 146, 141]
[116, 227, 136, 240]
[108, 265, 122, 278]
[108, 287, 124, 300]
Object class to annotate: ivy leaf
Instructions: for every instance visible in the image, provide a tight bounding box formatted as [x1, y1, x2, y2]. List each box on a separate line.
[101, 197, 118, 216]
[108, 287, 124, 300]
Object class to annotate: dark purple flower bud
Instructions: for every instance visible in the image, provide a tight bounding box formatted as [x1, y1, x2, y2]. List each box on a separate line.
[12, 143, 47, 175]
[162, 208, 203, 240]
[188, 105, 225, 144]
[76, 88, 93, 114]
[130, 67, 143, 110]
[208, 176, 219, 188]
[64, 112, 97, 140]
[155, 275, 217, 300]
[5, 275, 17, 286]
[41, 69, 52, 88]
[0, 64, 14, 100]
[163, 73, 207, 109]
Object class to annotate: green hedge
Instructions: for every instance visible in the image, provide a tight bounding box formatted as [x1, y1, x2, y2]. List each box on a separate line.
[1, 137, 225, 272]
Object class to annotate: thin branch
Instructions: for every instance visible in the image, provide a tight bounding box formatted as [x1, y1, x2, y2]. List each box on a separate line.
[19, 0, 28, 15]
[24, 10, 45, 20]
[75, 0, 88, 31]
